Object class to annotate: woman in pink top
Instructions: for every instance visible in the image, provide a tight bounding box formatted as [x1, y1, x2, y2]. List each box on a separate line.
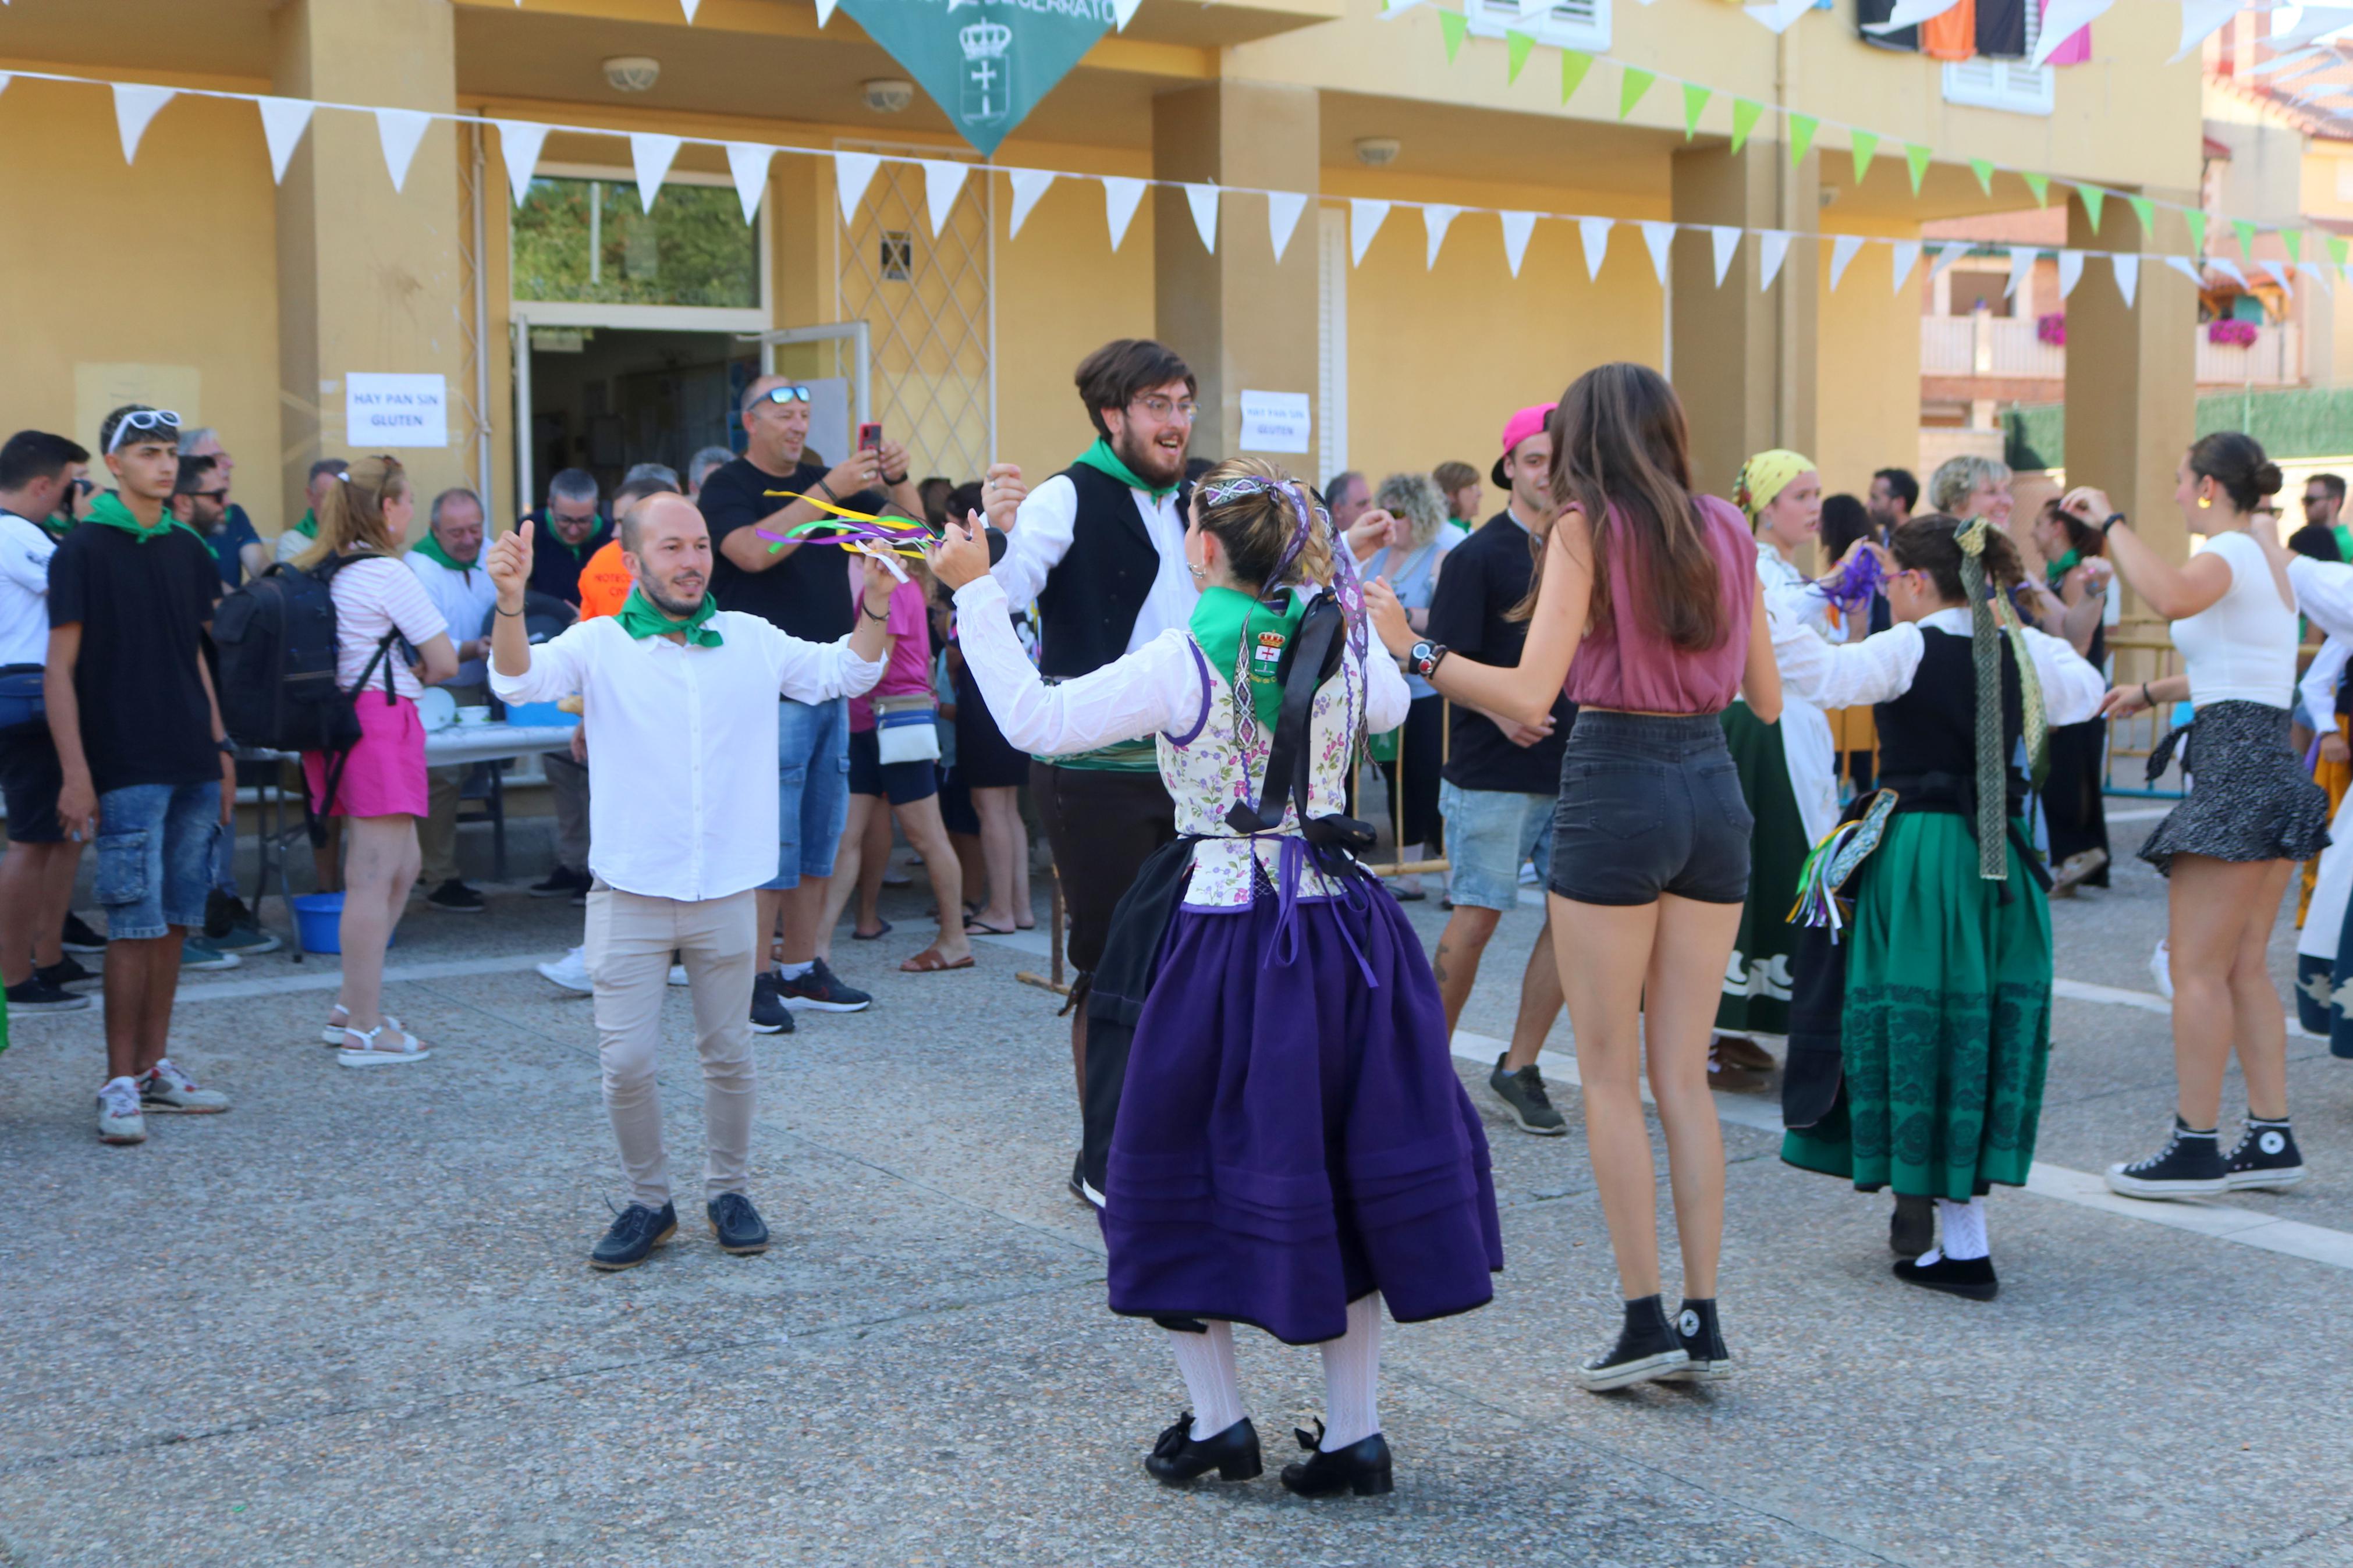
[1367, 363, 1780, 1393]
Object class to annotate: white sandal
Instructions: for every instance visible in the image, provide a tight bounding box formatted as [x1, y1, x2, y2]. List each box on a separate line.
[337, 1022, 431, 1068]
[322, 1005, 403, 1046]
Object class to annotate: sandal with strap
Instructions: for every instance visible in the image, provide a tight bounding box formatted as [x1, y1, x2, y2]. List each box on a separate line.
[323, 1005, 404, 1046]
[899, 947, 975, 973]
[338, 1022, 432, 1068]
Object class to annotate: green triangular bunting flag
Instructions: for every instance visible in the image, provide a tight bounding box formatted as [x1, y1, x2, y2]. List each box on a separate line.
[1504, 29, 1535, 83]
[1851, 131, 1878, 184]
[2287, 228, 2304, 265]
[1969, 157, 1994, 195]
[2185, 208, 2208, 254]
[1683, 83, 1710, 140]
[2126, 194, 2155, 237]
[1560, 49, 1593, 104]
[1619, 67, 1655, 120]
[1905, 143, 1932, 195]
[1729, 97, 1764, 156]
[2022, 172, 2049, 207]
[2330, 235, 2348, 268]
[1438, 8, 1467, 62]
[2077, 185, 2105, 232]
[1788, 114, 1819, 166]
[2233, 218, 2256, 259]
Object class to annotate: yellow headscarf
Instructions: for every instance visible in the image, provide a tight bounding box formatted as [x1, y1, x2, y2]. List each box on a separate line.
[1733, 449, 1814, 524]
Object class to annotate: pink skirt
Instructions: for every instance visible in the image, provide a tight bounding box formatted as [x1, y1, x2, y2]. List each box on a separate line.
[304, 695, 428, 819]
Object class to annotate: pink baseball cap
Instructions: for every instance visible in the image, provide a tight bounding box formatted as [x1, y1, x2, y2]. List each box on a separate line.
[1491, 402, 1557, 488]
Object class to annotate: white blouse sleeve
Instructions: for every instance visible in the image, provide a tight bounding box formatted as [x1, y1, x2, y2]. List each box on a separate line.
[2291, 555, 2353, 641]
[952, 575, 1202, 755]
[1773, 615, 1923, 710]
[988, 474, 1077, 608]
[2021, 626, 2106, 726]
[2302, 635, 2351, 726]
[1362, 640, 1412, 735]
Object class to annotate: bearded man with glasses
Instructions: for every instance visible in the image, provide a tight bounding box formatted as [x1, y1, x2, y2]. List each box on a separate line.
[979, 337, 1202, 1203]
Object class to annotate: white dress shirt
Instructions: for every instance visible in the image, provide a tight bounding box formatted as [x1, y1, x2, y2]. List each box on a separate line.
[1774, 606, 2107, 726]
[0, 511, 57, 667]
[489, 612, 883, 903]
[407, 550, 502, 687]
[990, 471, 1199, 651]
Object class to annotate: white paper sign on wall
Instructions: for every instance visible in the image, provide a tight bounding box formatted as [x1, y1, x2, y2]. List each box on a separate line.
[1238, 389, 1311, 455]
[346, 372, 449, 448]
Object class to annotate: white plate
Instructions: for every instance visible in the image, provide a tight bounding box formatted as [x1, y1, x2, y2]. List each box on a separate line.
[416, 688, 459, 730]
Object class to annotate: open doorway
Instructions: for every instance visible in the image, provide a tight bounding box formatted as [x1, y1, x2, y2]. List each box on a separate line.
[523, 326, 757, 499]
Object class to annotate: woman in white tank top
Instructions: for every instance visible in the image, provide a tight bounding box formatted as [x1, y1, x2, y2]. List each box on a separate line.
[2091, 434, 2327, 1201]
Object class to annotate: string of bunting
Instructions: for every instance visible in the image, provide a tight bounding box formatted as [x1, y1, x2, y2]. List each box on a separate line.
[10, 64, 2347, 307]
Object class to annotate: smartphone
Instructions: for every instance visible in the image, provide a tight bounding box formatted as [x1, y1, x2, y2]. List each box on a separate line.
[857, 422, 883, 453]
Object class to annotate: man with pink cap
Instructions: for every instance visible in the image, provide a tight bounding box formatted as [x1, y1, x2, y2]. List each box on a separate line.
[1423, 403, 1575, 1135]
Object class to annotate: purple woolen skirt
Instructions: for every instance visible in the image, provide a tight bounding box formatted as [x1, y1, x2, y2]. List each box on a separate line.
[1099, 884, 1503, 1346]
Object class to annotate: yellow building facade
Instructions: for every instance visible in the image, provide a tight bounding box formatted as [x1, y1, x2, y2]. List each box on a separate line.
[0, 0, 2204, 554]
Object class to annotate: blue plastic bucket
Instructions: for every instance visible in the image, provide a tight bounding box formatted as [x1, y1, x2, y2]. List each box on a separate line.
[503, 701, 578, 728]
[289, 893, 398, 956]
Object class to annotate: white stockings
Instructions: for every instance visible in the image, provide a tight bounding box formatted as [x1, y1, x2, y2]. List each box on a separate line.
[1160, 1293, 1387, 1449]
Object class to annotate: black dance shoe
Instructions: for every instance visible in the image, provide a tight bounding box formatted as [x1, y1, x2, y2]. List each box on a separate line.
[1892, 1251, 1999, 1302]
[1144, 1413, 1262, 1485]
[1280, 1420, 1394, 1498]
[1890, 1193, 1935, 1259]
[1574, 1295, 1690, 1391]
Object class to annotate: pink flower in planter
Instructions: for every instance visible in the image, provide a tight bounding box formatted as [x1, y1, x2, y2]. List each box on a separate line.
[2036, 313, 2066, 347]
[2208, 319, 2259, 347]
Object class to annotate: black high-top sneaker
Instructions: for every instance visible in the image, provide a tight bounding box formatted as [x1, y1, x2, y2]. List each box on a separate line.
[2223, 1118, 2307, 1191]
[2104, 1117, 2226, 1200]
[1573, 1295, 1689, 1392]
[1665, 1297, 1733, 1383]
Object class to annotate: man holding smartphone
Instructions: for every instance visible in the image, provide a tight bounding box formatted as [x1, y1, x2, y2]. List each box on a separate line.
[700, 377, 922, 1032]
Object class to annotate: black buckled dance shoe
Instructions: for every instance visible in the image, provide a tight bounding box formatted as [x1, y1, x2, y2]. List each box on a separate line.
[1144, 1413, 1263, 1485]
[1892, 1251, 1999, 1302]
[1279, 1420, 1394, 1498]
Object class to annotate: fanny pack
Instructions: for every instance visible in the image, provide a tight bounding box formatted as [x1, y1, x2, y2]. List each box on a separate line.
[874, 691, 941, 767]
[0, 663, 44, 733]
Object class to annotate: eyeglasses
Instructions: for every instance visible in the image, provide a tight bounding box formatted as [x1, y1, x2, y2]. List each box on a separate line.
[756, 385, 812, 407]
[193, 490, 230, 506]
[105, 408, 182, 454]
[1128, 395, 1199, 422]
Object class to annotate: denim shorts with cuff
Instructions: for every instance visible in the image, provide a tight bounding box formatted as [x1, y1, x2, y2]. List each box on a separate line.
[1546, 710, 1751, 908]
[95, 780, 220, 940]
[765, 695, 850, 891]
[1438, 780, 1554, 912]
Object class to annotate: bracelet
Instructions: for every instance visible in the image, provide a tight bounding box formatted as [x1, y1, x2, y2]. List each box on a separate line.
[2101, 513, 2127, 535]
[812, 478, 839, 503]
[860, 600, 892, 624]
[2141, 682, 2153, 708]
[883, 471, 910, 487]
[495, 604, 524, 617]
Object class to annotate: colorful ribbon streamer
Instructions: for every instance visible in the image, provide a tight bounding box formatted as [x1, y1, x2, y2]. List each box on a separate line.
[754, 492, 935, 558]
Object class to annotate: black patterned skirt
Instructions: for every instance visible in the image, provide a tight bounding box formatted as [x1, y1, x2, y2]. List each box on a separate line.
[2138, 699, 2331, 874]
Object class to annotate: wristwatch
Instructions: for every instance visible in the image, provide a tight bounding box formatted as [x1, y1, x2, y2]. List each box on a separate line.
[216, 738, 236, 755]
[2099, 513, 2127, 535]
[1407, 640, 1449, 680]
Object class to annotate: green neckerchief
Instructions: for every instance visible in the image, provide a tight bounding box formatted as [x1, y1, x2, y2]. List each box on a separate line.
[2335, 522, 2353, 564]
[84, 489, 203, 546]
[2044, 547, 2080, 589]
[409, 532, 473, 574]
[1189, 584, 1307, 735]
[616, 585, 722, 648]
[292, 509, 318, 539]
[1073, 438, 1178, 503]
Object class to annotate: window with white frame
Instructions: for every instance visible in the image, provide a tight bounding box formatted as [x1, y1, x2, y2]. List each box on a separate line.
[1943, 0, 2053, 115]
[1462, 0, 1610, 52]
[510, 164, 771, 330]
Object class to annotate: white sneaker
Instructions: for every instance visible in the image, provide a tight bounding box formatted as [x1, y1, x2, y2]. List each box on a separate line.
[668, 963, 689, 986]
[322, 1005, 405, 1046]
[537, 946, 592, 994]
[97, 1078, 147, 1144]
[138, 1058, 229, 1114]
[2149, 939, 2174, 1001]
[338, 1022, 432, 1068]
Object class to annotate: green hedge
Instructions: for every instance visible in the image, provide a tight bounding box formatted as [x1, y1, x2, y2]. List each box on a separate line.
[2004, 387, 2353, 470]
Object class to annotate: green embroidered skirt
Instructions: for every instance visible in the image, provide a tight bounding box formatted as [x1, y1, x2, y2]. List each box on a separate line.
[1780, 812, 2052, 1200]
[1717, 700, 1807, 1036]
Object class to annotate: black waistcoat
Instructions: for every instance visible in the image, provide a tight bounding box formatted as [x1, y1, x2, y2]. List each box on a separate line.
[1875, 625, 2028, 805]
[1034, 464, 1183, 680]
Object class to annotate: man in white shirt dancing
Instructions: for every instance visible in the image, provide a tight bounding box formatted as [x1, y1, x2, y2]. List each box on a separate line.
[487, 494, 895, 1270]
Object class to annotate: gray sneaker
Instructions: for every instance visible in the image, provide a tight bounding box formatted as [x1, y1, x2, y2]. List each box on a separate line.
[1488, 1053, 1567, 1136]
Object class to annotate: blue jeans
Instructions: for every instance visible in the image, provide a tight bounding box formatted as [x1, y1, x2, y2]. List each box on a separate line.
[765, 696, 850, 891]
[1438, 780, 1553, 912]
[95, 781, 219, 940]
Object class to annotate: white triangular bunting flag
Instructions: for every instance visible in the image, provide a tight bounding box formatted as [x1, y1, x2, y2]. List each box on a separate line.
[1183, 183, 1219, 253]
[256, 96, 314, 185]
[725, 143, 773, 223]
[2210, 255, 2248, 287]
[2248, 45, 2322, 77]
[2164, 255, 2203, 288]
[1112, 0, 1144, 26]
[1007, 168, 1055, 239]
[2031, 0, 2112, 65]
[1499, 211, 1537, 278]
[1103, 176, 1146, 250]
[1710, 225, 1740, 286]
[111, 83, 173, 165]
[2272, 6, 2353, 51]
[494, 120, 551, 205]
[2056, 248, 2085, 299]
[1890, 239, 1921, 292]
[630, 132, 682, 212]
[1424, 204, 1461, 270]
[2261, 259, 2292, 290]
[1865, 0, 1958, 31]
[1758, 230, 1793, 291]
[921, 159, 968, 237]
[680, 0, 701, 16]
[2302, 260, 2329, 287]
[374, 107, 433, 193]
[1577, 217, 1613, 282]
[1268, 190, 1308, 262]
[1931, 240, 1971, 277]
[1350, 198, 1390, 267]
[1639, 221, 1674, 286]
[1744, 0, 1816, 34]
[815, 0, 839, 22]
[2172, 0, 2241, 58]
[835, 151, 881, 223]
[2004, 246, 2038, 298]
[1829, 233, 1865, 289]
[2111, 253, 2139, 308]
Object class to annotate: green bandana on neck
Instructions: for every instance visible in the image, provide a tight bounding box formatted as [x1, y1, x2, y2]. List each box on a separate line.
[410, 532, 473, 574]
[1189, 585, 1307, 734]
[1073, 438, 1179, 503]
[2044, 547, 2080, 589]
[85, 489, 202, 546]
[616, 586, 722, 648]
[292, 509, 318, 539]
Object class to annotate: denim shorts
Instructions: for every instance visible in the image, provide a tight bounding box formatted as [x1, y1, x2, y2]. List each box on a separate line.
[1438, 780, 1554, 912]
[1547, 711, 1751, 907]
[765, 695, 850, 890]
[95, 780, 220, 940]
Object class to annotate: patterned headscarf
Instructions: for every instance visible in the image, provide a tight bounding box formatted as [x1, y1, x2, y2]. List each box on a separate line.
[1733, 449, 1815, 524]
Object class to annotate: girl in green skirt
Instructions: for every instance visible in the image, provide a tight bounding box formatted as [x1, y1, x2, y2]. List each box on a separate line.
[1771, 515, 2104, 1300]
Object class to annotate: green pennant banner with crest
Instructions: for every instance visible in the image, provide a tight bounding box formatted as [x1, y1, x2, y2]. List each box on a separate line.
[837, 0, 1114, 157]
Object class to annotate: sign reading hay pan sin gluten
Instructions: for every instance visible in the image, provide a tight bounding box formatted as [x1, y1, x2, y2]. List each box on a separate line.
[346, 372, 449, 448]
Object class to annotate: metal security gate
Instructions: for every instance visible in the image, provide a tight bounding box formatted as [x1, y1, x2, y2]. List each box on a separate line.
[837, 146, 994, 484]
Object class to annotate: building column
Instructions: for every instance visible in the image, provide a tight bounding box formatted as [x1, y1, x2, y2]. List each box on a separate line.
[1670, 140, 1819, 502]
[1151, 82, 1320, 468]
[2062, 191, 2198, 568]
[271, 0, 467, 537]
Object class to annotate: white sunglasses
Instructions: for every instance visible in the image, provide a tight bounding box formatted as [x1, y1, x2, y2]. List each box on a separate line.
[105, 408, 182, 455]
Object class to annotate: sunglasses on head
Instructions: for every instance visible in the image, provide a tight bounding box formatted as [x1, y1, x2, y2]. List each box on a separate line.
[105, 408, 182, 454]
[756, 385, 812, 407]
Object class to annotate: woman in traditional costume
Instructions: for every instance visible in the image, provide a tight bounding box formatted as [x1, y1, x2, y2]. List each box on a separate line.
[930, 458, 1500, 1498]
[1776, 515, 2104, 1299]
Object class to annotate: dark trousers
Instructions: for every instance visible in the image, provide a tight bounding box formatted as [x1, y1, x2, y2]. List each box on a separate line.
[1031, 761, 1178, 976]
[2043, 718, 2111, 886]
